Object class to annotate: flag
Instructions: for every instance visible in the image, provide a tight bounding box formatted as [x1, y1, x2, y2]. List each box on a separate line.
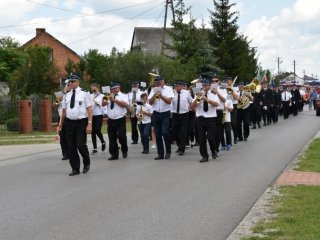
[261, 71, 267, 83]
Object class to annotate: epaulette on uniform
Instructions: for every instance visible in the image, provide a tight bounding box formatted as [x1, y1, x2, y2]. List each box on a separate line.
[81, 88, 88, 92]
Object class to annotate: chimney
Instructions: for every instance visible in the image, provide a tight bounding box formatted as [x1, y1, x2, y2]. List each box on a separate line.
[36, 28, 46, 36]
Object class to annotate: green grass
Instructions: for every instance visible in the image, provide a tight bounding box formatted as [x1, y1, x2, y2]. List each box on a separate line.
[296, 138, 320, 173]
[243, 186, 320, 240]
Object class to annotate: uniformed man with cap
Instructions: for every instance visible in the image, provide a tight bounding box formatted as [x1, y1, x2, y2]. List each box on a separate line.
[148, 76, 174, 160]
[191, 79, 220, 163]
[225, 77, 240, 144]
[171, 80, 193, 155]
[103, 82, 129, 160]
[281, 86, 292, 119]
[57, 74, 93, 176]
[211, 76, 227, 155]
[128, 81, 144, 144]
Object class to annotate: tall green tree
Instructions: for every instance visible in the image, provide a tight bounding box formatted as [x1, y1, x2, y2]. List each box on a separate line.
[208, 0, 257, 82]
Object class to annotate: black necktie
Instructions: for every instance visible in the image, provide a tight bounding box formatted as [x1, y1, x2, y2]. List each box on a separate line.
[70, 89, 75, 109]
[110, 94, 117, 109]
[203, 93, 208, 112]
[177, 91, 181, 114]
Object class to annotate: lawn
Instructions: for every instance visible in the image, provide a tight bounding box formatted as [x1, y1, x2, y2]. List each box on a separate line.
[243, 186, 320, 240]
[295, 138, 320, 173]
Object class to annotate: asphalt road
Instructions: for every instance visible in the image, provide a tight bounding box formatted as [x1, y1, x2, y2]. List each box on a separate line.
[1, 110, 319, 240]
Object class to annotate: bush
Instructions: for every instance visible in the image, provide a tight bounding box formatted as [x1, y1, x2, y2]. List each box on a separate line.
[5, 117, 19, 132]
[33, 115, 39, 130]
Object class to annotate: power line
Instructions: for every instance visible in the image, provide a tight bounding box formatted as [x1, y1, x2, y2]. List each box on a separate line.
[0, 0, 162, 29]
[67, 1, 165, 46]
[25, 0, 82, 14]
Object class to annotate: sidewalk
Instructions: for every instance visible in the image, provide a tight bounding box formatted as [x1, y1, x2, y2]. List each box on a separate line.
[276, 170, 320, 186]
[0, 144, 60, 161]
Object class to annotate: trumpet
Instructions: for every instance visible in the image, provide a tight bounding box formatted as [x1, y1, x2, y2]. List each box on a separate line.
[196, 91, 204, 104]
[138, 105, 143, 124]
[226, 88, 233, 94]
[102, 93, 112, 103]
[55, 99, 61, 106]
[155, 91, 161, 101]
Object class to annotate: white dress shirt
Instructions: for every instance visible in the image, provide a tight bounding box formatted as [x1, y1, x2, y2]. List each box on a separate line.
[106, 91, 129, 120]
[136, 103, 153, 124]
[128, 89, 145, 106]
[230, 86, 240, 104]
[62, 86, 93, 120]
[148, 85, 174, 113]
[172, 89, 193, 114]
[281, 91, 292, 101]
[91, 93, 105, 116]
[194, 91, 220, 118]
[216, 87, 228, 110]
[224, 99, 234, 123]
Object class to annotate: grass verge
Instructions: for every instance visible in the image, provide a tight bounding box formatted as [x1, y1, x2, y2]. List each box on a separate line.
[295, 138, 320, 173]
[243, 186, 320, 240]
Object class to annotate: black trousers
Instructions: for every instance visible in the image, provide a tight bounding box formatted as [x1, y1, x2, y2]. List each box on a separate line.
[237, 108, 250, 139]
[271, 106, 279, 123]
[215, 110, 223, 152]
[130, 117, 139, 143]
[172, 112, 189, 152]
[291, 102, 298, 116]
[231, 105, 238, 141]
[153, 111, 171, 157]
[197, 116, 216, 158]
[58, 117, 68, 158]
[65, 118, 90, 171]
[282, 101, 290, 119]
[187, 111, 196, 144]
[107, 116, 128, 157]
[261, 106, 271, 124]
[91, 115, 105, 149]
[250, 104, 261, 124]
[221, 122, 232, 146]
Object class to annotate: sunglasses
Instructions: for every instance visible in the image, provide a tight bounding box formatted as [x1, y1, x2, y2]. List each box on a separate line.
[69, 80, 77, 83]
[212, 80, 220, 83]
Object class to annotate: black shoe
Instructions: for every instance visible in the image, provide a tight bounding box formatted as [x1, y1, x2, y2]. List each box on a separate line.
[244, 138, 248, 142]
[263, 122, 267, 126]
[83, 165, 90, 174]
[123, 153, 128, 159]
[69, 170, 80, 176]
[61, 156, 68, 160]
[101, 142, 106, 151]
[200, 157, 208, 163]
[131, 142, 138, 144]
[251, 125, 256, 129]
[258, 123, 261, 128]
[175, 149, 180, 153]
[91, 149, 97, 155]
[238, 138, 243, 142]
[234, 139, 238, 144]
[165, 153, 171, 159]
[143, 150, 149, 154]
[194, 142, 199, 146]
[154, 155, 164, 160]
[108, 156, 118, 161]
[179, 151, 184, 156]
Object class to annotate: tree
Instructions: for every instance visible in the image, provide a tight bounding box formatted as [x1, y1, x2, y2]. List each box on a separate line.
[208, 0, 257, 82]
[10, 45, 58, 99]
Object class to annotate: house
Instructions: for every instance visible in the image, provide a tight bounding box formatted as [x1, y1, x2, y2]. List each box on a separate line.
[280, 73, 305, 85]
[22, 28, 81, 81]
[130, 27, 175, 57]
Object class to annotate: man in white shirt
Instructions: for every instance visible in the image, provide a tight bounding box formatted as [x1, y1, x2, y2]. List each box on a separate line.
[148, 76, 174, 160]
[57, 74, 93, 176]
[171, 81, 193, 155]
[211, 76, 227, 155]
[128, 81, 144, 144]
[191, 79, 220, 163]
[281, 86, 292, 119]
[90, 83, 106, 155]
[226, 77, 240, 144]
[102, 82, 129, 160]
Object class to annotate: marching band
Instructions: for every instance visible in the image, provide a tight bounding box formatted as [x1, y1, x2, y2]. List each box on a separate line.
[55, 72, 314, 175]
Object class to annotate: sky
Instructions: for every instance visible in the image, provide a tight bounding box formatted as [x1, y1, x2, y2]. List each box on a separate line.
[1, 0, 320, 78]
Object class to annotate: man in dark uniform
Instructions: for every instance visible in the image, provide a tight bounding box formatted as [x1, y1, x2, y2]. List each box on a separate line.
[260, 82, 272, 126]
[251, 90, 262, 129]
[270, 85, 281, 124]
[57, 74, 93, 176]
[291, 85, 301, 116]
[102, 82, 129, 160]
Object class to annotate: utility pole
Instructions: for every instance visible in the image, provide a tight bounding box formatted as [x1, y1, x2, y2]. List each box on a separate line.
[277, 57, 282, 75]
[161, 0, 175, 55]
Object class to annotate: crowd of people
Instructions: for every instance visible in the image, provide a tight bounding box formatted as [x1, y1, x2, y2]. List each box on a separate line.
[55, 73, 318, 176]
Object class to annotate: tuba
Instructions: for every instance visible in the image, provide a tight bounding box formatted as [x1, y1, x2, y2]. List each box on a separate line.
[237, 79, 261, 109]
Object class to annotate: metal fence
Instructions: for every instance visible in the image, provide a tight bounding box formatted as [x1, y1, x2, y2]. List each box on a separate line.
[0, 99, 19, 134]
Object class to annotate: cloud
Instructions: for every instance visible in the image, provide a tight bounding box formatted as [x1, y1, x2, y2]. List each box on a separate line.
[244, 0, 320, 76]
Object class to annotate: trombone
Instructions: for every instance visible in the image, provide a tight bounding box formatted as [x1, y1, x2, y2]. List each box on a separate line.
[226, 76, 238, 95]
